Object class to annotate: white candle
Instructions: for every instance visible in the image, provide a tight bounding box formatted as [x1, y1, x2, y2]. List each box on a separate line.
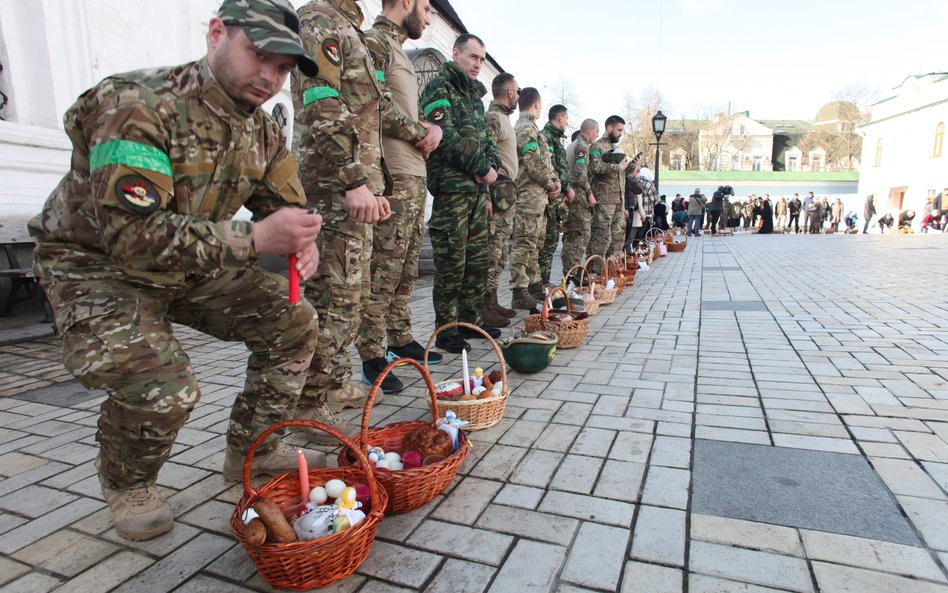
[461, 349, 471, 395]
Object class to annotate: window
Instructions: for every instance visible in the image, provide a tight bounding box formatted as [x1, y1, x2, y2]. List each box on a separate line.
[934, 122, 944, 158]
[752, 156, 762, 171]
[788, 155, 799, 172]
[874, 138, 883, 167]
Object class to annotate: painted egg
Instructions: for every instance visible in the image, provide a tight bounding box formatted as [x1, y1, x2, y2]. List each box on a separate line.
[325, 479, 347, 500]
[309, 486, 328, 505]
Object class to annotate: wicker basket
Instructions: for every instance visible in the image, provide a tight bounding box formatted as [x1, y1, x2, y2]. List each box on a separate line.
[666, 227, 687, 252]
[646, 228, 667, 258]
[609, 256, 630, 295]
[230, 421, 388, 590]
[424, 322, 509, 430]
[584, 254, 618, 304]
[523, 286, 589, 349]
[337, 358, 470, 514]
[562, 264, 599, 316]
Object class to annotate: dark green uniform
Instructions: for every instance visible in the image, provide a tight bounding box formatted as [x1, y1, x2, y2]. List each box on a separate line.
[539, 121, 570, 284]
[419, 61, 499, 329]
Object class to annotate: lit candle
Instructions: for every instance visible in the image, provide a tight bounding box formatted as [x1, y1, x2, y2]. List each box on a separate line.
[298, 450, 310, 505]
[461, 349, 470, 395]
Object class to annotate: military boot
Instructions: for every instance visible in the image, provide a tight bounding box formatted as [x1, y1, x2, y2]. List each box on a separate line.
[511, 287, 539, 310]
[326, 381, 379, 413]
[482, 294, 510, 328]
[102, 484, 174, 541]
[490, 289, 517, 318]
[223, 441, 327, 482]
[528, 282, 547, 302]
[292, 401, 359, 447]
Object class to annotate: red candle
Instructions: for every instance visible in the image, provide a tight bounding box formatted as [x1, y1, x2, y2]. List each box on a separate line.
[402, 451, 422, 470]
[288, 255, 300, 304]
[297, 449, 309, 504]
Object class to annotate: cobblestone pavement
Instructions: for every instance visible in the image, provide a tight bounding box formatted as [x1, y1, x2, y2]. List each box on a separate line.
[1, 232, 948, 593]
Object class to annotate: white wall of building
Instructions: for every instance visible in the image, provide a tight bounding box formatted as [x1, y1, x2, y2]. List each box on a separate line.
[857, 74, 948, 223]
[0, 0, 499, 218]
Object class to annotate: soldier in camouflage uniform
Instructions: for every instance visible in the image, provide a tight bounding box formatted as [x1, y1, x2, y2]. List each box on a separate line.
[561, 119, 599, 274]
[483, 72, 520, 327]
[28, 0, 325, 541]
[354, 0, 444, 394]
[509, 88, 560, 310]
[539, 105, 574, 285]
[587, 115, 631, 273]
[291, 0, 392, 433]
[420, 34, 501, 353]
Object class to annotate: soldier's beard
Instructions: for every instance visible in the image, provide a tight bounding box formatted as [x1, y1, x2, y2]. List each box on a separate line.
[404, 2, 425, 40]
[608, 133, 621, 143]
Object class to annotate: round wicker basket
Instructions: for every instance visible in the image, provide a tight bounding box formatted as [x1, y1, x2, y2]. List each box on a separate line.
[523, 286, 589, 349]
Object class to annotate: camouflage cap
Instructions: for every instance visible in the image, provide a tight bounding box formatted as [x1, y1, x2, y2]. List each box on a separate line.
[218, 0, 318, 77]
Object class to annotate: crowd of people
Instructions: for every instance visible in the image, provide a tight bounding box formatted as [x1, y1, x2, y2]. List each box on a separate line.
[660, 190, 948, 236]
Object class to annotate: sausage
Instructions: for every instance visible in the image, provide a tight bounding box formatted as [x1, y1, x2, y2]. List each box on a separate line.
[253, 498, 297, 544]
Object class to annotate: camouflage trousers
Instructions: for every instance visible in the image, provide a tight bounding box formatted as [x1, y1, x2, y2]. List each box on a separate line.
[301, 192, 372, 404]
[539, 208, 560, 285]
[355, 174, 426, 361]
[429, 190, 488, 329]
[561, 196, 593, 273]
[509, 208, 545, 289]
[486, 205, 516, 291]
[43, 267, 318, 491]
[588, 201, 624, 273]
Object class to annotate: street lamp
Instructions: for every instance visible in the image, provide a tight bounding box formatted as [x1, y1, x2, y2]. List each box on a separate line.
[651, 110, 667, 193]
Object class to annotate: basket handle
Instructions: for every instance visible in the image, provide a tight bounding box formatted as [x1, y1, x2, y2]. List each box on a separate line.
[541, 285, 571, 323]
[423, 322, 508, 396]
[241, 420, 380, 505]
[357, 358, 441, 451]
[584, 254, 606, 276]
[562, 264, 594, 295]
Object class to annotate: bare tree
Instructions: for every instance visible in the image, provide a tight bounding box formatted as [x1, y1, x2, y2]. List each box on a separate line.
[830, 83, 877, 170]
[546, 77, 583, 122]
[617, 87, 666, 166]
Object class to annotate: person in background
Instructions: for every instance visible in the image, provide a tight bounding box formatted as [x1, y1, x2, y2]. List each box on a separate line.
[788, 193, 802, 233]
[654, 194, 669, 230]
[877, 212, 894, 233]
[775, 196, 788, 231]
[687, 188, 707, 236]
[863, 194, 876, 234]
[830, 197, 843, 233]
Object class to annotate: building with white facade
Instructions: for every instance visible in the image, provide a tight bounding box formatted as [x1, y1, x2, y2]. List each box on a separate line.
[857, 73, 948, 220]
[0, 0, 502, 220]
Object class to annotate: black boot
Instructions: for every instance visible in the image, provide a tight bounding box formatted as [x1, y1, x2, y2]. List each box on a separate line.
[362, 357, 404, 394]
[528, 281, 547, 302]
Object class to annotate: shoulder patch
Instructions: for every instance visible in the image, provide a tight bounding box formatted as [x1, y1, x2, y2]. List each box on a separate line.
[424, 99, 451, 119]
[116, 175, 160, 214]
[522, 141, 539, 154]
[322, 38, 342, 65]
[577, 150, 587, 159]
[590, 149, 602, 157]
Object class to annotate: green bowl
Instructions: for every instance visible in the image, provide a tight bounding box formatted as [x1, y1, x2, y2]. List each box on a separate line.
[501, 331, 558, 374]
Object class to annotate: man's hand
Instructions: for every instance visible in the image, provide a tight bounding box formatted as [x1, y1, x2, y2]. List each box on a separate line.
[293, 242, 321, 281]
[619, 159, 631, 171]
[566, 187, 576, 203]
[486, 200, 493, 220]
[252, 207, 322, 256]
[548, 181, 562, 199]
[478, 167, 498, 186]
[415, 121, 443, 157]
[344, 185, 383, 223]
[376, 195, 392, 222]
[587, 194, 597, 207]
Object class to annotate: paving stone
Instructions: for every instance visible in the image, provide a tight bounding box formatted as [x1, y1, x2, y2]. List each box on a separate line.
[407, 520, 513, 565]
[430, 476, 502, 525]
[423, 558, 496, 593]
[550, 454, 603, 494]
[112, 532, 232, 593]
[539, 490, 635, 527]
[487, 540, 566, 593]
[593, 460, 645, 502]
[870, 458, 946, 499]
[561, 522, 629, 590]
[475, 503, 579, 546]
[11, 529, 118, 577]
[509, 449, 563, 488]
[630, 505, 686, 566]
[570, 427, 617, 457]
[898, 496, 948, 551]
[358, 541, 442, 588]
[690, 514, 803, 557]
[202, 543, 258, 583]
[0, 452, 48, 478]
[0, 556, 30, 587]
[178, 499, 232, 535]
[0, 496, 103, 554]
[640, 465, 690, 509]
[689, 541, 814, 592]
[0, 572, 63, 593]
[610, 431, 653, 463]
[468, 444, 526, 481]
[649, 435, 692, 468]
[811, 561, 948, 593]
[688, 573, 795, 593]
[620, 561, 683, 593]
[492, 483, 544, 510]
[801, 530, 945, 581]
[102, 521, 202, 557]
[172, 574, 258, 593]
[533, 423, 581, 453]
[0, 484, 78, 518]
[896, 431, 948, 463]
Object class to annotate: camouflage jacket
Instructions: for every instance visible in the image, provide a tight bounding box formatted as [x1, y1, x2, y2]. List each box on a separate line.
[364, 15, 428, 176]
[566, 136, 593, 200]
[29, 58, 305, 290]
[540, 122, 571, 196]
[588, 136, 624, 204]
[419, 60, 499, 196]
[291, 0, 387, 198]
[514, 113, 558, 215]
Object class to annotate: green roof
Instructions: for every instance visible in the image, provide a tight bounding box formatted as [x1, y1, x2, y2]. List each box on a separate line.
[662, 171, 859, 182]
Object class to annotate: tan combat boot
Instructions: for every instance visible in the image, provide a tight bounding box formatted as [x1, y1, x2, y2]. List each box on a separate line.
[527, 282, 547, 302]
[222, 440, 327, 482]
[292, 401, 359, 447]
[102, 484, 174, 541]
[511, 287, 539, 310]
[326, 381, 380, 413]
[482, 294, 510, 328]
[490, 289, 517, 318]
